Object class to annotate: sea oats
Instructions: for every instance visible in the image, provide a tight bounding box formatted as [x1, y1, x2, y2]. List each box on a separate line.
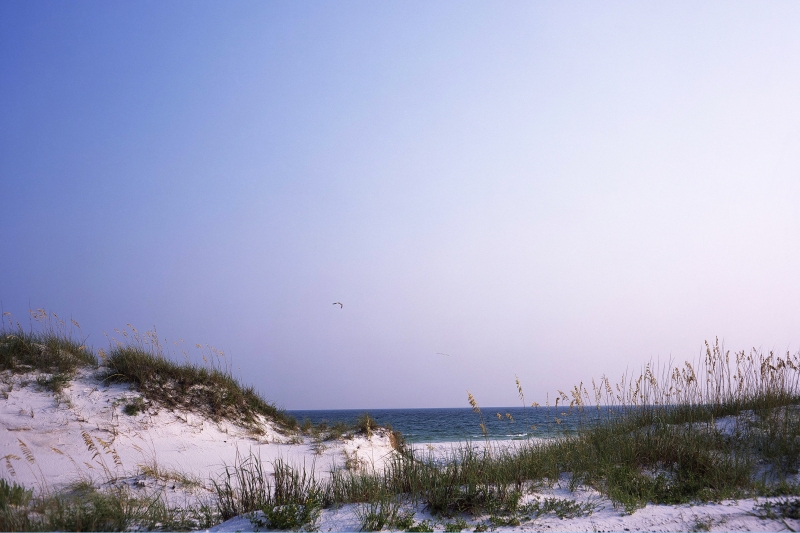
[17, 440, 35, 464]
[3, 454, 20, 477]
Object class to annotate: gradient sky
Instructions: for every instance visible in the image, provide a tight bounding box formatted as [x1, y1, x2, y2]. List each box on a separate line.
[2, 1, 799, 409]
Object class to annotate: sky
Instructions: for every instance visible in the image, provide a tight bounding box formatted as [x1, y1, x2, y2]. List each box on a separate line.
[2, 1, 799, 410]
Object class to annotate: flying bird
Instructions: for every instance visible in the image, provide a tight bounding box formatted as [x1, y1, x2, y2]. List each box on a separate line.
[333, 302, 343, 308]
[436, 353, 450, 357]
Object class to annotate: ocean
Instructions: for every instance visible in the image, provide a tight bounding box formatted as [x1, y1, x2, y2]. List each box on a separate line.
[287, 406, 615, 443]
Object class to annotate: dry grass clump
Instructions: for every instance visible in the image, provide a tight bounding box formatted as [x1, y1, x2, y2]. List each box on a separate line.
[0, 310, 96, 376]
[299, 413, 404, 452]
[301, 419, 351, 444]
[356, 412, 379, 437]
[388, 428, 406, 452]
[102, 325, 296, 430]
[583, 338, 800, 422]
[0, 310, 96, 395]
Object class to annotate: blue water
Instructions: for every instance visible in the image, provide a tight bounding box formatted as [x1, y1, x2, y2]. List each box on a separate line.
[287, 407, 614, 443]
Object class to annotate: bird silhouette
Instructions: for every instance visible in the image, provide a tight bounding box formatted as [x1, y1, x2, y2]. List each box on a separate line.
[436, 352, 450, 357]
[333, 302, 343, 308]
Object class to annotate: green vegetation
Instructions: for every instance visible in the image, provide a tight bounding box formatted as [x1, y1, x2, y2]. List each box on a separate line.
[4, 310, 800, 531]
[406, 518, 434, 531]
[1, 311, 297, 431]
[521, 497, 596, 520]
[123, 396, 146, 416]
[298, 413, 406, 455]
[354, 496, 405, 531]
[0, 479, 215, 532]
[355, 412, 379, 437]
[755, 497, 800, 520]
[442, 516, 468, 531]
[102, 326, 297, 430]
[209, 339, 800, 529]
[0, 479, 32, 508]
[1, 310, 96, 393]
[213, 454, 323, 531]
[303, 419, 352, 442]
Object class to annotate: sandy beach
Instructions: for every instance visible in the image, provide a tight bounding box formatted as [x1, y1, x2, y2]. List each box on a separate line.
[2, 367, 797, 532]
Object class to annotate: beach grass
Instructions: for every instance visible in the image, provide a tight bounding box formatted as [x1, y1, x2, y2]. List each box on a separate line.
[101, 325, 297, 430]
[4, 311, 800, 530]
[213, 453, 323, 530]
[211, 339, 800, 525]
[1, 427, 217, 532]
[0, 310, 96, 389]
[0, 478, 216, 532]
[299, 413, 406, 455]
[355, 412, 379, 438]
[354, 495, 409, 531]
[1, 310, 297, 431]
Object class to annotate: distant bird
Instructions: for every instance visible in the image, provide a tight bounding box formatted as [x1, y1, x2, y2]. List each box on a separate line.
[333, 302, 343, 308]
[436, 352, 450, 357]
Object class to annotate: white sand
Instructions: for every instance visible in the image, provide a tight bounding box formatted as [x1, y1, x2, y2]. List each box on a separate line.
[0, 368, 396, 506]
[209, 492, 797, 532]
[1, 368, 797, 531]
